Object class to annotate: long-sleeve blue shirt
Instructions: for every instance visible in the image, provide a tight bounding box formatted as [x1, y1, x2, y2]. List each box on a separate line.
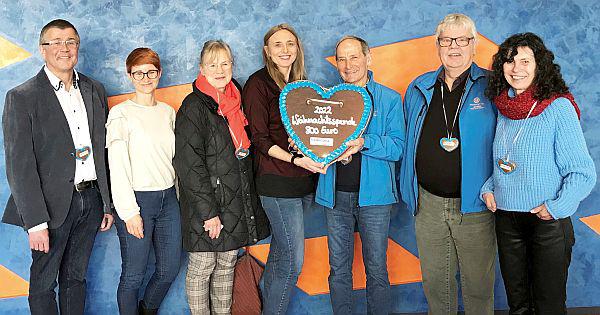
[481, 95, 596, 219]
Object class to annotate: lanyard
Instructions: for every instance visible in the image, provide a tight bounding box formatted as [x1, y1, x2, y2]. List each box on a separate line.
[503, 101, 538, 162]
[440, 81, 467, 139]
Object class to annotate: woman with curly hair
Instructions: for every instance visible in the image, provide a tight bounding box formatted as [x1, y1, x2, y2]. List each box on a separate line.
[481, 32, 596, 314]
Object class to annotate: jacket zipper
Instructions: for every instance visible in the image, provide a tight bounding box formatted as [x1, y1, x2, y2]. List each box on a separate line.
[412, 102, 427, 214]
[216, 177, 225, 205]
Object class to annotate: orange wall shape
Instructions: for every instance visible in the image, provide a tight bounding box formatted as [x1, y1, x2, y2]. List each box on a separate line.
[108, 82, 192, 111]
[248, 234, 422, 296]
[326, 33, 499, 96]
[0, 265, 29, 299]
[581, 214, 600, 235]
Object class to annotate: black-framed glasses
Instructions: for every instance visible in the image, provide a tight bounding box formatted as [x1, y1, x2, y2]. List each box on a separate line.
[437, 37, 473, 47]
[130, 70, 159, 80]
[41, 39, 79, 48]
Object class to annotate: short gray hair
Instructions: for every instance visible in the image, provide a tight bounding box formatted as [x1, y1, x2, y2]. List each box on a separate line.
[434, 13, 477, 41]
[335, 35, 369, 59]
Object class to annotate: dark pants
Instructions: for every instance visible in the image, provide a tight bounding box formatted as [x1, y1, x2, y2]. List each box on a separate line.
[28, 186, 104, 315]
[495, 210, 575, 315]
[115, 186, 182, 315]
[326, 191, 392, 315]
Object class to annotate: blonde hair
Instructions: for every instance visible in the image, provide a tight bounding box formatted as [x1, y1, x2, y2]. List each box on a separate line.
[262, 23, 307, 89]
[200, 39, 233, 66]
[435, 13, 477, 41]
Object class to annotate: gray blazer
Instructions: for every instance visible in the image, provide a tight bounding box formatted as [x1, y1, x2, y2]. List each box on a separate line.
[2, 68, 112, 230]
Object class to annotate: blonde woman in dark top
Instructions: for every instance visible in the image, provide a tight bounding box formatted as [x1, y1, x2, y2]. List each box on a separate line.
[242, 23, 325, 315]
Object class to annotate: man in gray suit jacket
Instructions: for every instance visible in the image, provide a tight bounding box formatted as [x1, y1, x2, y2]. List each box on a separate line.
[2, 19, 113, 315]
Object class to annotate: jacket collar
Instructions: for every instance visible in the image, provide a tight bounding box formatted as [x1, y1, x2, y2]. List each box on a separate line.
[417, 63, 486, 91]
[415, 63, 486, 106]
[43, 65, 80, 91]
[37, 67, 95, 138]
[365, 70, 375, 91]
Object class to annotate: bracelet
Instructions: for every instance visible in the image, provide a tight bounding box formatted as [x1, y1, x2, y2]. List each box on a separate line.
[290, 152, 302, 165]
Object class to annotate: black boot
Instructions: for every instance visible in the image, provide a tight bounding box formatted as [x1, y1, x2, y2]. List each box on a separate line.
[138, 300, 158, 315]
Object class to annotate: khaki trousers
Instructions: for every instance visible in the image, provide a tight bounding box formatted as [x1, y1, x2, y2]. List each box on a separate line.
[415, 186, 496, 315]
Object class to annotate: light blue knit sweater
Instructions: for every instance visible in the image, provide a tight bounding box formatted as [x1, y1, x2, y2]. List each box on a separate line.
[480, 96, 596, 219]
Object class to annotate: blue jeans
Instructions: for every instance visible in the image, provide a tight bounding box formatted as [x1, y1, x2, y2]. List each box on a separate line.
[28, 186, 104, 315]
[260, 194, 312, 315]
[114, 186, 182, 315]
[326, 191, 391, 315]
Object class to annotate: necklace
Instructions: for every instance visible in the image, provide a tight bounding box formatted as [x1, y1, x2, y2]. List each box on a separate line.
[439, 81, 467, 152]
[497, 101, 538, 174]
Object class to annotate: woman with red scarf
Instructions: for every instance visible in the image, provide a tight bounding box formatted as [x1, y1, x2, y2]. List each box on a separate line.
[482, 33, 596, 314]
[173, 40, 269, 315]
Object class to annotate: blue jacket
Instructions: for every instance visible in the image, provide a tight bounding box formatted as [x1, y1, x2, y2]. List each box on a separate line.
[399, 64, 497, 215]
[316, 72, 405, 209]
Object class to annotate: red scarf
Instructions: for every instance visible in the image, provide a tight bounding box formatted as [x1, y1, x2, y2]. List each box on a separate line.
[494, 85, 580, 120]
[195, 73, 251, 150]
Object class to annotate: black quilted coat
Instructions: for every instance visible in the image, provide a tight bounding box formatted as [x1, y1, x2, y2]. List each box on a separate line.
[174, 81, 270, 252]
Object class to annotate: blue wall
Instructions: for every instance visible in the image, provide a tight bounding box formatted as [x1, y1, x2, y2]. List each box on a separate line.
[1, 0, 599, 313]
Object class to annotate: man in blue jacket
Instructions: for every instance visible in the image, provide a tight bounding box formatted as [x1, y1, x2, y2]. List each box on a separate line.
[399, 14, 497, 314]
[316, 35, 405, 315]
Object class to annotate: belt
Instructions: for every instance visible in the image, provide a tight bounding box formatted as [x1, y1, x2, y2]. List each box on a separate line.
[75, 180, 97, 192]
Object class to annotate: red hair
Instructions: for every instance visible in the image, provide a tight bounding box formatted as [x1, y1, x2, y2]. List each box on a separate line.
[126, 47, 161, 73]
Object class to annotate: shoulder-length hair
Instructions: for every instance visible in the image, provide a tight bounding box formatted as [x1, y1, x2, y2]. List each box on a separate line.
[486, 32, 569, 100]
[262, 23, 307, 90]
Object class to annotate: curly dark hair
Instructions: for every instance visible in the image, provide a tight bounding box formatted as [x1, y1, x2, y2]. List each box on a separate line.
[485, 32, 569, 101]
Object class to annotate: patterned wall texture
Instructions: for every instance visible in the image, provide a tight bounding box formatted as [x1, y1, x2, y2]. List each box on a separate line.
[1, 0, 599, 313]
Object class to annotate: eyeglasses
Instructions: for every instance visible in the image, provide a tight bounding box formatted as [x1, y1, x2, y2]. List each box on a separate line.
[130, 70, 160, 81]
[41, 39, 79, 48]
[437, 37, 474, 47]
[204, 61, 232, 72]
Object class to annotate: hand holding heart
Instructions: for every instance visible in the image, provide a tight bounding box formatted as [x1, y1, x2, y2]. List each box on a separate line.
[294, 156, 328, 174]
[287, 138, 328, 173]
[337, 138, 364, 162]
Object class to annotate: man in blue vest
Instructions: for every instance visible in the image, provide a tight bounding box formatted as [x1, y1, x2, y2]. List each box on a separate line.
[316, 35, 405, 315]
[399, 13, 497, 314]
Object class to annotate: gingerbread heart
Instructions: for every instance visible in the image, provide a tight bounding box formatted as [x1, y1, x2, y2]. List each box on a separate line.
[279, 81, 373, 165]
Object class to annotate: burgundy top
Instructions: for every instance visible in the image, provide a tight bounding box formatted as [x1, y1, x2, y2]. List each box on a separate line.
[242, 67, 314, 197]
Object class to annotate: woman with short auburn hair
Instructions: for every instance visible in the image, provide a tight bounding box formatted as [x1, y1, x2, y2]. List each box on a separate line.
[107, 47, 181, 315]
